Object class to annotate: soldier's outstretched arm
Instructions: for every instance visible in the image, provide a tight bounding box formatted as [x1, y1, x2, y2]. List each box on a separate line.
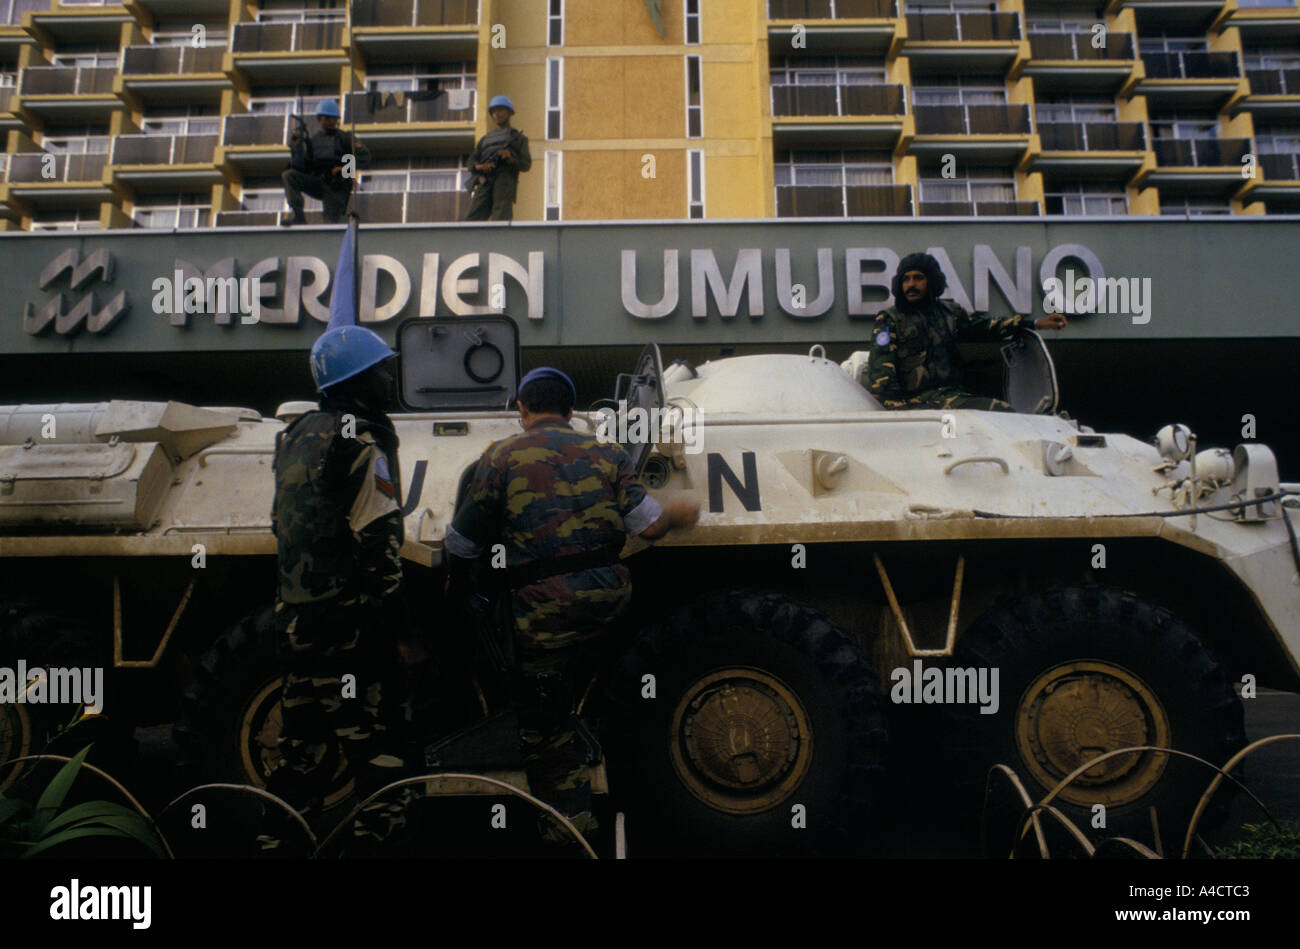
[953, 302, 1030, 341]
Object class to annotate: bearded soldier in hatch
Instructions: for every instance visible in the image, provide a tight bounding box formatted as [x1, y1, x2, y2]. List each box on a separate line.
[865, 252, 1067, 411]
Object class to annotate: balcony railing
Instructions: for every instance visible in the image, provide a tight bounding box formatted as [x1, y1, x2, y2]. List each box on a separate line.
[771, 82, 905, 117]
[216, 189, 468, 226]
[0, 86, 13, 112]
[19, 66, 117, 96]
[343, 89, 476, 124]
[1038, 121, 1146, 151]
[352, 0, 481, 27]
[122, 45, 225, 75]
[1153, 137, 1251, 167]
[918, 200, 1039, 216]
[906, 12, 1021, 42]
[776, 183, 912, 216]
[222, 112, 291, 147]
[1260, 152, 1300, 179]
[913, 103, 1031, 135]
[1141, 51, 1241, 80]
[6, 151, 107, 183]
[1247, 67, 1300, 95]
[1028, 32, 1135, 61]
[767, 0, 897, 17]
[231, 20, 345, 53]
[111, 134, 218, 165]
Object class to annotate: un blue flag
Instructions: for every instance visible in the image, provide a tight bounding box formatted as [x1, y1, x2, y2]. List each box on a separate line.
[327, 214, 359, 328]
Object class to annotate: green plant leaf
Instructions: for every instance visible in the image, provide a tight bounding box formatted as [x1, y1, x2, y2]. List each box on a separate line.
[31, 745, 91, 836]
[22, 825, 143, 859]
[41, 800, 147, 836]
[51, 813, 165, 858]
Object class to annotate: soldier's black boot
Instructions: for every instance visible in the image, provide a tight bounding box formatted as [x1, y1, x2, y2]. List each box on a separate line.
[280, 207, 306, 227]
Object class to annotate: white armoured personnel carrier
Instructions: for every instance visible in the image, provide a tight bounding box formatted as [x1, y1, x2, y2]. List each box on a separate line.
[1, 316, 1296, 855]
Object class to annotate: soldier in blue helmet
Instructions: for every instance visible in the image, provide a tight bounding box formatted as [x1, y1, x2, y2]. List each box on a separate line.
[464, 94, 531, 221]
[281, 99, 371, 226]
[265, 326, 415, 853]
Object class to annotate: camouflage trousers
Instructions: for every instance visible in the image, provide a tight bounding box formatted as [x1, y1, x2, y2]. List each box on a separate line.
[269, 600, 412, 847]
[516, 634, 602, 845]
[887, 385, 1015, 412]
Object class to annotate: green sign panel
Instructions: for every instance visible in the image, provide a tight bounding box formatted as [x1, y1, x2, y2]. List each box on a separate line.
[3, 218, 1297, 355]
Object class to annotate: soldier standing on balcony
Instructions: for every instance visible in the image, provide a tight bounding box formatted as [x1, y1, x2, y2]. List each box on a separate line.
[281, 100, 370, 226]
[464, 95, 531, 221]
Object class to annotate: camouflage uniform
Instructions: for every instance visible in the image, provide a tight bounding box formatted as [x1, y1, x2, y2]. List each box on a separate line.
[866, 299, 1029, 411]
[269, 395, 410, 845]
[445, 418, 662, 840]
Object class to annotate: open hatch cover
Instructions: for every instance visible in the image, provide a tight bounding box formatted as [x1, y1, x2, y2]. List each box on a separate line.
[1002, 328, 1060, 415]
[397, 316, 521, 412]
[611, 342, 665, 476]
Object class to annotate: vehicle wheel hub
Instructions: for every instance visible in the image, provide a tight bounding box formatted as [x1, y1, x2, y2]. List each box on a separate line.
[1017, 661, 1170, 807]
[670, 668, 812, 815]
[241, 678, 354, 809]
[0, 702, 31, 793]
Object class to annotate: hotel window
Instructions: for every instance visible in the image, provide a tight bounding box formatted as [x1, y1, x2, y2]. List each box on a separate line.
[687, 148, 704, 218]
[30, 208, 101, 231]
[546, 57, 562, 139]
[685, 0, 700, 45]
[686, 55, 702, 138]
[1044, 182, 1127, 216]
[548, 0, 563, 46]
[545, 150, 562, 220]
[134, 193, 210, 229]
[1160, 196, 1232, 216]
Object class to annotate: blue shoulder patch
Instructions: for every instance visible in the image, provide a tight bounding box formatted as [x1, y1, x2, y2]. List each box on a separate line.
[875, 328, 891, 347]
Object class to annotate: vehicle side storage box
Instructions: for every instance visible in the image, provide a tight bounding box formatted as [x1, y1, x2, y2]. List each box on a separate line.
[0, 441, 170, 530]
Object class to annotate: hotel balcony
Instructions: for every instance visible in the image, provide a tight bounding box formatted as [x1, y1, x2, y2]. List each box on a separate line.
[120, 45, 229, 105]
[216, 189, 469, 226]
[910, 103, 1032, 162]
[1248, 151, 1300, 210]
[1261, 151, 1300, 181]
[904, 11, 1023, 72]
[1225, 0, 1300, 42]
[1034, 121, 1148, 175]
[1242, 66, 1300, 119]
[230, 19, 347, 83]
[1024, 31, 1138, 93]
[109, 133, 222, 190]
[1110, 1, 1230, 35]
[352, 0, 480, 63]
[0, 0, 42, 58]
[770, 82, 906, 148]
[26, 3, 132, 46]
[1140, 136, 1253, 191]
[775, 182, 912, 217]
[0, 83, 25, 133]
[1, 149, 112, 209]
[765, 1, 900, 56]
[15, 65, 120, 121]
[341, 89, 476, 153]
[1137, 50, 1244, 109]
[916, 199, 1039, 217]
[219, 112, 295, 175]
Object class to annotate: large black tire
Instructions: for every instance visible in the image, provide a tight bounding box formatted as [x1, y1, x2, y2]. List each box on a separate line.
[173, 607, 355, 809]
[0, 601, 119, 792]
[944, 586, 1245, 852]
[602, 591, 888, 856]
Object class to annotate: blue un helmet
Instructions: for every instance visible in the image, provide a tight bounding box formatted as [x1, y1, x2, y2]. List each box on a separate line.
[488, 95, 515, 115]
[315, 99, 341, 118]
[310, 326, 396, 393]
[519, 366, 576, 405]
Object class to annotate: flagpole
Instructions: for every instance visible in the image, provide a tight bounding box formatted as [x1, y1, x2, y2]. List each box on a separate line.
[348, 0, 360, 319]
